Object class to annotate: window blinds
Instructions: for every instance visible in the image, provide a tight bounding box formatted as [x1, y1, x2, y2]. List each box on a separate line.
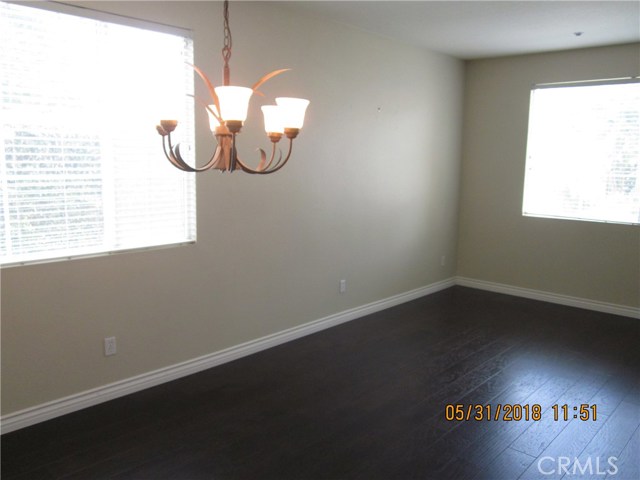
[523, 80, 639, 225]
[0, 2, 196, 266]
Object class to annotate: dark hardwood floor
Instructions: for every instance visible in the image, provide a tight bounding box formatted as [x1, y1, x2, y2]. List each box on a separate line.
[2, 286, 639, 479]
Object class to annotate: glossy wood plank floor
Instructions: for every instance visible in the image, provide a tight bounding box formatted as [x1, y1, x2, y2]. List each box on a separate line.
[2, 287, 639, 479]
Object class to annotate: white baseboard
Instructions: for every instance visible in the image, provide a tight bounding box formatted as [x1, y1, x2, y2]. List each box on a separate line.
[5, 276, 633, 434]
[455, 276, 640, 319]
[0, 278, 455, 434]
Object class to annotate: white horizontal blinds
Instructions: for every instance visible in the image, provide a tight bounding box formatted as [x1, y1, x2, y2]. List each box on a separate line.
[0, 2, 196, 265]
[523, 80, 640, 225]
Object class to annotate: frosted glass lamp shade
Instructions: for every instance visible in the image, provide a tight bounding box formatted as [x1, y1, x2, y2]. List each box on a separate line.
[276, 97, 310, 129]
[214, 86, 253, 122]
[261, 105, 284, 134]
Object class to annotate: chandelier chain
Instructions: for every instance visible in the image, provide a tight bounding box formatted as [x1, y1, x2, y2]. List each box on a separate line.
[222, 0, 232, 85]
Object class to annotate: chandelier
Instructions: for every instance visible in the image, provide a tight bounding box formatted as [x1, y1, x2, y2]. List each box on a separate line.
[156, 0, 309, 174]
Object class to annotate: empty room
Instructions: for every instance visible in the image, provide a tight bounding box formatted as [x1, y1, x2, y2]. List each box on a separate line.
[1, 1, 639, 479]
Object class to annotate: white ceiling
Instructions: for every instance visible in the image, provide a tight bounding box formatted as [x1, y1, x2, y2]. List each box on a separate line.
[280, 1, 640, 59]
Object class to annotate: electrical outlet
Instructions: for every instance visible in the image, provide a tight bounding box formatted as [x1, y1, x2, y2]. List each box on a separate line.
[339, 279, 346, 294]
[104, 336, 117, 356]
[441, 256, 446, 266]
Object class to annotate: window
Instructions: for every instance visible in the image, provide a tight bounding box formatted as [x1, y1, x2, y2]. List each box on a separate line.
[523, 79, 639, 225]
[0, 2, 196, 267]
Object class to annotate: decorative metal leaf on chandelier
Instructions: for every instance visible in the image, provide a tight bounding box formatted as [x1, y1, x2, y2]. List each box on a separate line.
[156, 0, 309, 174]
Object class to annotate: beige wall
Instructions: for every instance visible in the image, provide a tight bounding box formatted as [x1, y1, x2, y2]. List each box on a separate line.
[1, 2, 464, 415]
[457, 43, 640, 307]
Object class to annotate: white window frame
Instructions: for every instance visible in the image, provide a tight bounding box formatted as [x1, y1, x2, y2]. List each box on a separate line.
[0, 1, 197, 267]
[522, 77, 640, 226]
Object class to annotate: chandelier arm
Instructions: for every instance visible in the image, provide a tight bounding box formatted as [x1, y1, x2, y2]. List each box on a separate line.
[179, 143, 227, 172]
[235, 138, 294, 175]
[234, 142, 275, 174]
[257, 147, 270, 172]
[245, 143, 276, 172]
[261, 138, 294, 174]
[261, 142, 282, 171]
[233, 155, 257, 174]
[162, 135, 193, 172]
[166, 134, 225, 173]
[265, 145, 285, 171]
[166, 135, 199, 172]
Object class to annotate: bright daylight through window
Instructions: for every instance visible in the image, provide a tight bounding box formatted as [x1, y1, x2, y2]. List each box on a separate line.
[0, 2, 196, 266]
[523, 79, 639, 225]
